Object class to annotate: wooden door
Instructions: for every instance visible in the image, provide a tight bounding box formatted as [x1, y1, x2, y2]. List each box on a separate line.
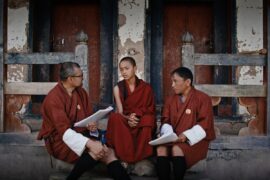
[163, 2, 214, 98]
[51, 0, 100, 104]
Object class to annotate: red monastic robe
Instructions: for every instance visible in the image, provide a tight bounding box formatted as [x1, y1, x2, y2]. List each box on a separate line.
[37, 83, 92, 163]
[106, 78, 156, 163]
[162, 88, 216, 168]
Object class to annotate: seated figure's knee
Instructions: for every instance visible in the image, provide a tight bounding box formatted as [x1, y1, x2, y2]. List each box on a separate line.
[100, 147, 117, 164]
[157, 146, 168, 156]
[172, 145, 184, 156]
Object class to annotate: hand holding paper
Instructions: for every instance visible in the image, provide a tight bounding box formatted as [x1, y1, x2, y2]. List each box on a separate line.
[149, 123, 178, 146]
[74, 106, 113, 127]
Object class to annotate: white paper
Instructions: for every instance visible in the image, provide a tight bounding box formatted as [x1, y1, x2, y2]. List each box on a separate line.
[149, 132, 178, 146]
[149, 123, 178, 146]
[74, 106, 113, 127]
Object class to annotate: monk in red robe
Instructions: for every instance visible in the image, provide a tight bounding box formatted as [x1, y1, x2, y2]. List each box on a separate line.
[106, 56, 156, 164]
[38, 62, 130, 180]
[156, 67, 216, 180]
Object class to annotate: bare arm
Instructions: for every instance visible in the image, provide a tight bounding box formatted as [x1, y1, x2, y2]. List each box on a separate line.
[113, 85, 123, 114]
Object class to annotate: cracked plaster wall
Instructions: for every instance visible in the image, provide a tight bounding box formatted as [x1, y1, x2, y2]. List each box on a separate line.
[118, 0, 146, 81]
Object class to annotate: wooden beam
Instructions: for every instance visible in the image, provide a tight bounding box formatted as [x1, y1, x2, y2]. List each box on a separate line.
[33, 0, 52, 82]
[99, 0, 114, 104]
[0, 0, 4, 132]
[267, 0, 270, 135]
[213, 0, 230, 110]
[194, 84, 266, 97]
[150, 0, 163, 104]
[4, 82, 57, 95]
[5, 52, 75, 64]
[0, 49, 3, 132]
[194, 54, 266, 66]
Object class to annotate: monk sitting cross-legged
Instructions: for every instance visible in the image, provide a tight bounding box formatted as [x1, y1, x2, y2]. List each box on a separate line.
[106, 56, 156, 164]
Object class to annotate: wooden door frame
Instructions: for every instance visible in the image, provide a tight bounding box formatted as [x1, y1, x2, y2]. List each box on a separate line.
[32, 0, 118, 105]
[148, 0, 227, 105]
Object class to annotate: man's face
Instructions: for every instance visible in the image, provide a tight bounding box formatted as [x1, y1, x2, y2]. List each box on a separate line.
[171, 73, 190, 94]
[69, 67, 83, 87]
[119, 61, 136, 80]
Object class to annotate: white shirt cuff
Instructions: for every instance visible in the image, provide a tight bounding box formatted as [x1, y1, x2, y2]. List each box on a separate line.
[183, 125, 206, 146]
[63, 128, 89, 156]
[160, 123, 174, 136]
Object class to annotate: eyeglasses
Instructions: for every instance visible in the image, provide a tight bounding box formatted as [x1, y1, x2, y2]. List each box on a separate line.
[71, 74, 83, 78]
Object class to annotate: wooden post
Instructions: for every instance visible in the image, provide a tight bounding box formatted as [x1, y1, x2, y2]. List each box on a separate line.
[150, 0, 163, 104]
[75, 30, 89, 93]
[99, 0, 114, 104]
[0, 0, 4, 132]
[181, 32, 195, 76]
[267, 1, 270, 135]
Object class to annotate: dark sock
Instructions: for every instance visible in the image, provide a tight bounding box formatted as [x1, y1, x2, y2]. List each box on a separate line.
[107, 160, 131, 180]
[172, 156, 186, 180]
[66, 153, 98, 180]
[156, 156, 171, 180]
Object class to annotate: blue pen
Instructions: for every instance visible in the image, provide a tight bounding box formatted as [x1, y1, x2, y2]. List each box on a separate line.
[100, 129, 107, 145]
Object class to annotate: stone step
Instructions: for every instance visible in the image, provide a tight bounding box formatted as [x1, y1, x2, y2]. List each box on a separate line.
[49, 171, 210, 180]
[51, 158, 209, 179]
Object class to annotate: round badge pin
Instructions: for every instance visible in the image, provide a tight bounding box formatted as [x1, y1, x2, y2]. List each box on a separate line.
[185, 109, 191, 114]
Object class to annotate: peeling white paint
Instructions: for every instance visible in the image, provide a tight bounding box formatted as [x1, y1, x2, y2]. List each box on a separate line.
[118, 0, 145, 46]
[118, 0, 146, 80]
[17, 104, 27, 115]
[236, 0, 263, 114]
[7, 7, 28, 52]
[118, 0, 146, 81]
[7, 3, 29, 83]
[238, 66, 263, 85]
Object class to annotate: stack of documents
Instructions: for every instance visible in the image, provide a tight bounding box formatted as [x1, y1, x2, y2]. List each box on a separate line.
[74, 106, 113, 127]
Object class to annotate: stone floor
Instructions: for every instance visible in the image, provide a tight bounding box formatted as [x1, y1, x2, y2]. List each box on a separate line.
[49, 171, 211, 180]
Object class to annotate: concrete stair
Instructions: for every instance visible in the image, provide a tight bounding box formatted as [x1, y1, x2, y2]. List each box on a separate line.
[49, 158, 210, 180]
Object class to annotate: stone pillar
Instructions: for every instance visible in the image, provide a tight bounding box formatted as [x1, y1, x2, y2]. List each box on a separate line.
[75, 30, 89, 93]
[181, 32, 195, 75]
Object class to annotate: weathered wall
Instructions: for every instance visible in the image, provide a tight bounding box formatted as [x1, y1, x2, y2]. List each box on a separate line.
[236, 0, 265, 135]
[118, 0, 146, 80]
[5, 0, 31, 132]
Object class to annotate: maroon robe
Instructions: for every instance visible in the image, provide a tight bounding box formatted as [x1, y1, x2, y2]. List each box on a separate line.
[106, 78, 156, 163]
[37, 83, 92, 163]
[162, 87, 215, 168]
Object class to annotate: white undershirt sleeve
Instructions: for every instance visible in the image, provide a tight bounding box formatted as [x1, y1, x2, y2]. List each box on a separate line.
[183, 125, 206, 146]
[62, 128, 89, 156]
